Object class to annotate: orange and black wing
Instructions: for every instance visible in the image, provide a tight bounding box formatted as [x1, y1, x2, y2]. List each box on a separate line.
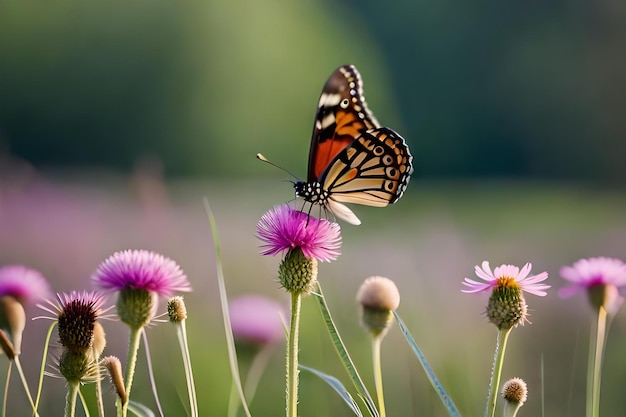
[307, 65, 379, 182]
[319, 127, 413, 207]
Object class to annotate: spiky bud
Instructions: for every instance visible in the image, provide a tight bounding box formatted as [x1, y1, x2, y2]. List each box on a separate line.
[278, 248, 318, 294]
[167, 296, 188, 323]
[486, 283, 528, 330]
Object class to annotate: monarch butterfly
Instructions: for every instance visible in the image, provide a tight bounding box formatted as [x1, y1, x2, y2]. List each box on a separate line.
[259, 65, 413, 225]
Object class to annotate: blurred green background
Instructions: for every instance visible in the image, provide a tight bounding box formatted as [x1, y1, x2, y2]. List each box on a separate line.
[1, 0, 625, 416]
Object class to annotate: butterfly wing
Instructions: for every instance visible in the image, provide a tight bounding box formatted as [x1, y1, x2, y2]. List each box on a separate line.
[308, 65, 379, 182]
[319, 127, 413, 208]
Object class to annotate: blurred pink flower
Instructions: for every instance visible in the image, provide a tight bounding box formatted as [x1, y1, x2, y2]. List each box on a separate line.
[559, 257, 626, 298]
[0, 265, 51, 305]
[462, 261, 550, 296]
[229, 295, 286, 345]
[256, 204, 341, 262]
[92, 249, 191, 296]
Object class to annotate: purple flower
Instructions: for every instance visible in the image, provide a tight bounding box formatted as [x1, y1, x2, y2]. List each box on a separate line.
[37, 291, 110, 370]
[256, 204, 341, 262]
[38, 290, 109, 322]
[0, 265, 51, 305]
[229, 295, 286, 345]
[559, 257, 626, 298]
[92, 250, 191, 296]
[462, 261, 550, 296]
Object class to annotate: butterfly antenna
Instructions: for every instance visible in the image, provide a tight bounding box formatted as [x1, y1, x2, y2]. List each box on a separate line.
[256, 153, 300, 182]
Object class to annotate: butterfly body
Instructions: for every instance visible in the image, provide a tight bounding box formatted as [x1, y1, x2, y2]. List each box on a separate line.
[291, 65, 413, 225]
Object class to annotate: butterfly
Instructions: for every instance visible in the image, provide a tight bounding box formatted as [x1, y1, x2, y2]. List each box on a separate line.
[259, 65, 413, 225]
[292, 65, 413, 225]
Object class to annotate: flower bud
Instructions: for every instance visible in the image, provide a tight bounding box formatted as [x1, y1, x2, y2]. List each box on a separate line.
[116, 288, 158, 329]
[502, 377, 527, 405]
[167, 296, 188, 323]
[0, 296, 26, 354]
[486, 284, 528, 330]
[357, 276, 400, 337]
[104, 356, 127, 405]
[278, 248, 318, 294]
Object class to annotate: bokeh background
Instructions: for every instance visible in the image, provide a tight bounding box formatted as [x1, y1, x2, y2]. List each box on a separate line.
[1, 0, 626, 416]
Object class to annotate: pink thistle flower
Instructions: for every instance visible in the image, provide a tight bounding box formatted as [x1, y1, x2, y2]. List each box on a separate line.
[462, 261, 550, 297]
[559, 257, 626, 314]
[92, 250, 191, 297]
[257, 204, 341, 262]
[38, 290, 110, 323]
[0, 265, 51, 305]
[559, 257, 626, 298]
[229, 295, 286, 346]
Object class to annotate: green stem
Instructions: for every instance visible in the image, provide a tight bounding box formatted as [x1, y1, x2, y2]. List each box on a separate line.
[78, 388, 91, 417]
[122, 326, 143, 417]
[93, 346, 104, 417]
[227, 378, 239, 417]
[588, 307, 608, 417]
[286, 292, 302, 417]
[3, 361, 11, 417]
[372, 336, 386, 417]
[14, 356, 38, 417]
[175, 322, 198, 417]
[65, 382, 79, 417]
[141, 330, 164, 417]
[485, 328, 512, 417]
[34, 322, 57, 416]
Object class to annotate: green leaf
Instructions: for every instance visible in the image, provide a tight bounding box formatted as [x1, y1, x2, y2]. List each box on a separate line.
[127, 400, 155, 417]
[204, 199, 253, 417]
[300, 364, 364, 417]
[393, 311, 462, 417]
[314, 283, 379, 417]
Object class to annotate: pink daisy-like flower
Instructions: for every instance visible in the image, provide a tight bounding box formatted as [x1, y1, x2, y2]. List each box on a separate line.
[229, 295, 286, 346]
[462, 261, 550, 296]
[92, 250, 191, 296]
[559, 257, 626, 298]
[257, 204, 341, 262]
[0, 265, 51, 305]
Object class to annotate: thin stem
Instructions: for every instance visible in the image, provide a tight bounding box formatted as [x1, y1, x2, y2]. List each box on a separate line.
[93, 348, 104, 417]
[485, 328, 512, 417]
[34, 322, 57, 416]
[142, 330, 164, 417]
[588, 307, 608, 417]
[175, 322, 198, 417]
[78, 388, 91, 417]
[286, 292, 302, 417]
[65, 382, 79, 417]
[14, 356, 38, 416]
[3, 361, 11, 417]
[115, 398, 123, 417]
[122, 326, 143, 417]
[371, 336, 386, 417]
[227, 378, 239, 417]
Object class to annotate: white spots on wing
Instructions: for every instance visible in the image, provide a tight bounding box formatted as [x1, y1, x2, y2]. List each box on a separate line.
[319, 113, 336, 129]
[319, 93, 341, 107]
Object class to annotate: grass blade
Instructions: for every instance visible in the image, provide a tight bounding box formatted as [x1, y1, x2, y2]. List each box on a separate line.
[314, 283, 379, 417]
[300, 364, 364, 416]
[203, 198, 253, 417]
[393, 311, 461, 417]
